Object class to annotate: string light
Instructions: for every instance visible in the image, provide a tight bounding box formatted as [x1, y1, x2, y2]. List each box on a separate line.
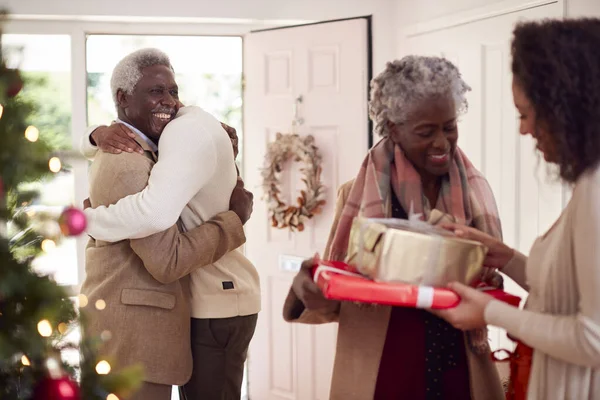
[37, 319, 53, 337]
[0, 104, 4, 119]
[24, 125, 39, 142]
[107, 394, 119, 400]
[41, 239, 56, 252]
[78, 294, 89, 308]
[58, 322, 68, 334]
[95, 299, 106, 310]
[100, 330, 112, 342]
[48, 157, 62, 173]
[95, 360, 111, 375]
[21, 355, 30, 366]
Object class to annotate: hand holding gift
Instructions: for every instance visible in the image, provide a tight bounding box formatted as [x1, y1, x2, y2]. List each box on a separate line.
[292, 254, 340, 313]
[430, 282, 496, 330]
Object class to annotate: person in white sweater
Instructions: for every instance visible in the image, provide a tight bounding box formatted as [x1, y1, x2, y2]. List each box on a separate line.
[81, 104, 261, 399]
[433, 19, 600, 399]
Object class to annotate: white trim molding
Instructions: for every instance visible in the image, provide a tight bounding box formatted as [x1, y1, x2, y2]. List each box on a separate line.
[404, 0, 564, 38]
[8, 14, 312, 26]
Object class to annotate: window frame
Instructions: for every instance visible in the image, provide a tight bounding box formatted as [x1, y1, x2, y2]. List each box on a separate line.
[3, 17, 260, 295]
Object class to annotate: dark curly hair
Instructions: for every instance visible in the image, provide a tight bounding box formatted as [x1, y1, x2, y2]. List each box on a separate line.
[511, 18, 600, 182]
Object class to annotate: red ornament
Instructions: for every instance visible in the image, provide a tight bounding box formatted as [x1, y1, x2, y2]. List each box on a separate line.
[32, 376, 80, 400]
[5, 69, 23, 98]
[58, 207, 87, 236]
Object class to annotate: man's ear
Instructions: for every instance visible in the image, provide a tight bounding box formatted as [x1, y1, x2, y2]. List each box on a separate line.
[116, 89, 129, 110]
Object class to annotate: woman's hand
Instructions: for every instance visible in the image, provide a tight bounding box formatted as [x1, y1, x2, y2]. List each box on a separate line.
[91, 123, 144, 155]
[441, 223, 515, 269]
[431, 282, 495, 330]
[292, 254, 338, 312]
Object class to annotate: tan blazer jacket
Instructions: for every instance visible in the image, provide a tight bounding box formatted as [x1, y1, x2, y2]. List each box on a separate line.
[283, 180, 504, 400]
[80, 137, 246, 385]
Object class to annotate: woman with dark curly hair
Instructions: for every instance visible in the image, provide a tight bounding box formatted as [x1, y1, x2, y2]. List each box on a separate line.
[436, 19, 600, 400]
[283, 55, 504, 400]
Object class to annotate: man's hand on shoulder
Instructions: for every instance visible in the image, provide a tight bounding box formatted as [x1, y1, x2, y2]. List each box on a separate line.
[91, 123, 144, 155]
[229, 178, 253, 225]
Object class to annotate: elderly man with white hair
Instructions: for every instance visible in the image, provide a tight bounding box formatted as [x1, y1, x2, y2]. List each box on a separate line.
[79, 48, 255, 400]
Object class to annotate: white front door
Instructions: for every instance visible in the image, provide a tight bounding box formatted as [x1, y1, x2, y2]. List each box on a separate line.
[243, 18, 370, 400]
[402, 1, 564, 353]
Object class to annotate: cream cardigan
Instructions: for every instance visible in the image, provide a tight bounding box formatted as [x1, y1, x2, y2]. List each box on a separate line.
[485, 165, 600, 399]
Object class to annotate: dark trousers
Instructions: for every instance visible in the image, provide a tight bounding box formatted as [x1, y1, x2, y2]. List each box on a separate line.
[179, 314, 258, 400]
[131, 381, 172, 400]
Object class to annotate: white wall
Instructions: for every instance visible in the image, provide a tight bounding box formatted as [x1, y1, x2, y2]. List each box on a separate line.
[394, 0, 600, 56]
[4, 0, 397, 76]
[395, 0, 504, 24]
[567, 0, 600, 17]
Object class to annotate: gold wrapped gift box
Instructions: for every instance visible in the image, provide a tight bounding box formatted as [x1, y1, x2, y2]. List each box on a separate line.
[346, 217, 488, 286]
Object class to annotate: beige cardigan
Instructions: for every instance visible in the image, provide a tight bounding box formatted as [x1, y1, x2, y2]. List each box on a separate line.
[283, 180, 503, 400]
[485, 165, 600, 399]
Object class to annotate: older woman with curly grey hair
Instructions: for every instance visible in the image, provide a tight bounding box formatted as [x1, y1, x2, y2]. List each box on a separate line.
[283, 55, 504, 400]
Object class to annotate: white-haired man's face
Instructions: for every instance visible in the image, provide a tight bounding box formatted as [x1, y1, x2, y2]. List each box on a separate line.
[116, 64, 180, 141]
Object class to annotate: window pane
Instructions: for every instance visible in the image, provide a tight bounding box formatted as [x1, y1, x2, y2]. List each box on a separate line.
[4, 34, 78, 286]
[86, 35, 244, 172]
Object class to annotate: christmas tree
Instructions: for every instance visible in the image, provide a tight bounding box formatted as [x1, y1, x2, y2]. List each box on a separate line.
[0, 13, 143, 400]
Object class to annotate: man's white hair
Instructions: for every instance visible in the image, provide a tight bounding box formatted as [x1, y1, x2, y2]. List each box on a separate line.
[369, 55, 471, 137]
[110, 48, 174, 106]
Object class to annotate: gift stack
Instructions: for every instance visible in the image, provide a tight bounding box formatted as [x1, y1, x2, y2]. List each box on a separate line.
[312, 217, 521, 309]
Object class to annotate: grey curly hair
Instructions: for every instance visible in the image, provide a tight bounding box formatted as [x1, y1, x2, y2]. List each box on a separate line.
[369, 55, 471, 137]
[110, 48, 174, 106]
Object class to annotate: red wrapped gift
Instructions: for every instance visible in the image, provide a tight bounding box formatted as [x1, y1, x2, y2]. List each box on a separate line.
[313, 260, 521, 309]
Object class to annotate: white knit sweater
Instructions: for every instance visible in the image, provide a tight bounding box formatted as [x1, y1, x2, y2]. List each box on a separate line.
[81, 106, 261, 319]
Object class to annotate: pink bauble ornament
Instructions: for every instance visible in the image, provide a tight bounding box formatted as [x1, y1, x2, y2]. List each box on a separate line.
[32, 376, 80, 400]
[58, 207, 87, 236]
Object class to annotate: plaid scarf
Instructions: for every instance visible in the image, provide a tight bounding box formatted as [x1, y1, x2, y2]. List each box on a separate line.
[329, 137, 502, 354]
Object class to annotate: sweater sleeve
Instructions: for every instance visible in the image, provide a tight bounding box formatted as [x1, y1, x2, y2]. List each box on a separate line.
[485, 172, 600, 368]
[85, 120, 218, 242]
[97, 154, 245, 284]
[80, 125, 100, 160]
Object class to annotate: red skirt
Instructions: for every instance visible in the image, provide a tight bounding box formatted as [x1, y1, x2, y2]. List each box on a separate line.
[374, 307, 472, 400]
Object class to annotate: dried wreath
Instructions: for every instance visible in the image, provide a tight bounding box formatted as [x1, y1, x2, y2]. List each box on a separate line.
[261, 133, 326, 232]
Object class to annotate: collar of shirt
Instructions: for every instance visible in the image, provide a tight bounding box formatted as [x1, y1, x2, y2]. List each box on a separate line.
[116, 119, 159, 153]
